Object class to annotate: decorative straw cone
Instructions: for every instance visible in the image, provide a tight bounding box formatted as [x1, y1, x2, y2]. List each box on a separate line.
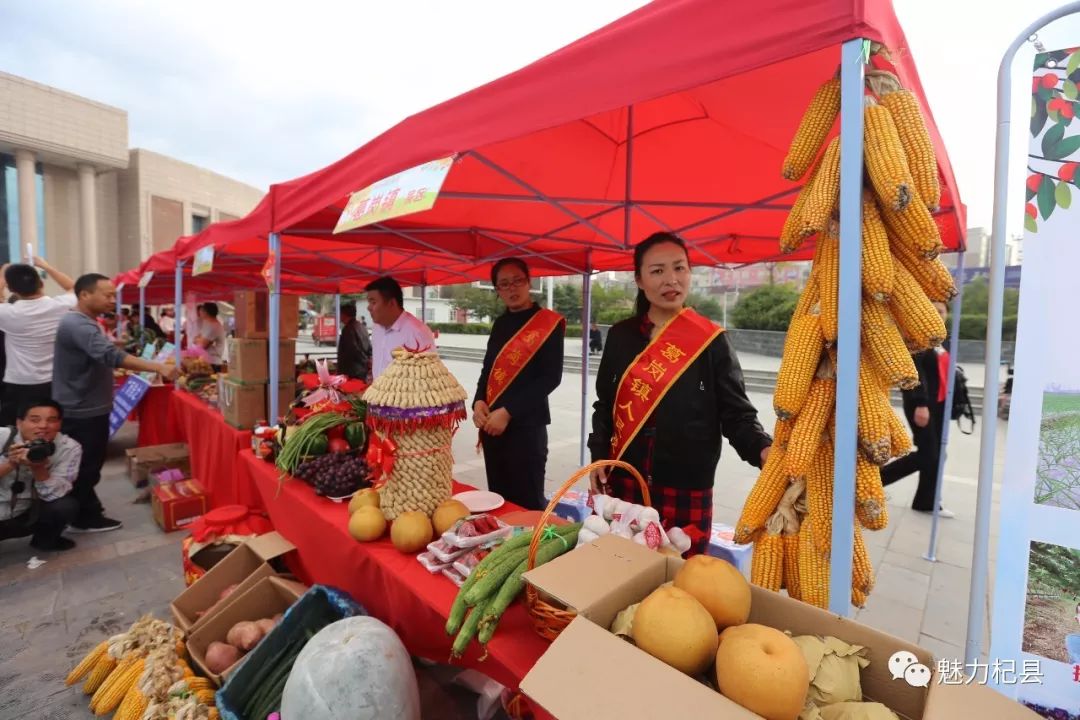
[524, 460, 651, 641]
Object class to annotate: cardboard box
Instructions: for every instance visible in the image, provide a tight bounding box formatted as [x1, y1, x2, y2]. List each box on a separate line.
[171, 531, 297, 634]
[267, 380, 297, 422]
[234, 291, 299, 340]
[521, 535, 1036, 720]
[125, 443, 190, 488]
[227, 338, 268, 384]
[220, 377, 265, 429]
[186, 575, 308, 685]
[151, 479, 208, 532]
[276, 339, 296, 382]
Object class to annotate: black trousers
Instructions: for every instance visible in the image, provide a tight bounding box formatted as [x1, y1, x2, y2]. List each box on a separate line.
[61, 414, 111, 524]
[0, 495, 78, 545]
[480, 424, 549, 511]
[0, 382, 53, 426]
[881, 402, 945, 512]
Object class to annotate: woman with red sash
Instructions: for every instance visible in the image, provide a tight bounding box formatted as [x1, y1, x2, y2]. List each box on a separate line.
[474, 258, 565, 510]
[589, 233, 772, 554]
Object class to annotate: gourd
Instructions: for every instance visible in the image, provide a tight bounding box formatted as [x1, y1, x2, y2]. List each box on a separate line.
[281, 617, 420, 720]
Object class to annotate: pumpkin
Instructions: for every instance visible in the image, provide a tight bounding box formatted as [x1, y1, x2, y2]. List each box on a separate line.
[349, 488, 380, 513]
[390, 511, 433, 553]
[432, 500, 470, 535]
[714, 624, 809, 720]
[673, 554, 751, 630]
[348, 507, 387, 542]
[281, 617, 420, 720]
[631, 585, 718, 676]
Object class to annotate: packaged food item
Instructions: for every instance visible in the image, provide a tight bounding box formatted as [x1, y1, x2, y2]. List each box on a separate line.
[442, 566, 467, 587]
[417, 551, 453, 574]
[451, 544, 497, 578]
[441, 514, 512, 549]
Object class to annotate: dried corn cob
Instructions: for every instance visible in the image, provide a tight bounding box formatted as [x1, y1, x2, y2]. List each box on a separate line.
[780, 165, 818, 254]
[857, 360, 892, 465]
[878, 192, 943, 261]
[792, 266, 820, 318]
[890, 232, 957, 302]
[891, 261, 947, 351]
[92, 656, 144, 715]
[800, 136, 840, 234]
[773, 417, 795, 450]
[861, 192, 894, 301]
[816, 231, 840, 344]
[734, 444, 790, 544]
[114, 687, 147, 720]
[864, 96, 914, 211]
[782, 532, 802, 601]
[83, 655, 118, 695]
[880, 86, 941, 211]
[851, 586, 868, 608]
[855, 454, 889, 530]
[67, 640, 108, 685]
[783, 76, 841, 181]
[805, 435, 835, 553]
[853, 525, 874, 594]
[862, 297, 918, 389]
[797, 517, 830, 608]
[774, 314, 825, 420]
[887, 405, 914, 457]
[784, 375, 835, 480]
[751, 532, 785, 591]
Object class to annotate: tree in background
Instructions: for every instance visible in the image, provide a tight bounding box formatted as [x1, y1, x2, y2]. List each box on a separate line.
[447, 285, 503, 322]
[687, 292, 723, 322]
[957, 277, 1020, 341]
[730, 284, 801, 331]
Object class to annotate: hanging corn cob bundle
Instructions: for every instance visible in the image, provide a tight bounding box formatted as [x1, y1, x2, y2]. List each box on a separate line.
[738, 45, 957, 610]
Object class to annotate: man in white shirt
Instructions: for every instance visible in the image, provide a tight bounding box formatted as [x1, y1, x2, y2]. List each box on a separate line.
[0, 399, 81, 552]
[194, 302, 227, 369]
[365, 276, 435, 379]
[0, 259, 76, 426]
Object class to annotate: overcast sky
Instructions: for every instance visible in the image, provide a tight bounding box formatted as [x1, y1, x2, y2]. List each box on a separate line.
[2, 0, 1078, 239]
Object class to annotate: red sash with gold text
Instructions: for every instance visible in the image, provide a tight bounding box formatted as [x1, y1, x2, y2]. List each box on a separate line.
[610, 308, 723, 460]
[486, 307, 565, 405]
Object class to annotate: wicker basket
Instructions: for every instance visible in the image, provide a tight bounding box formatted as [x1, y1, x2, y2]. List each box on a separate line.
[523, 459, 651, 641]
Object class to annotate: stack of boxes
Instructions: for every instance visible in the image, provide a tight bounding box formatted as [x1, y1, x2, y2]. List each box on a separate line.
[220, 291, 299, 429]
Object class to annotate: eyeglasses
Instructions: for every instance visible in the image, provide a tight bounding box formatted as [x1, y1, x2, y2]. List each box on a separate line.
[496, 277, 528, 290]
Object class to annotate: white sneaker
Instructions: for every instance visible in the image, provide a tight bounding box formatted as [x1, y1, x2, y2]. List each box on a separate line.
[915, 507, 955, 519]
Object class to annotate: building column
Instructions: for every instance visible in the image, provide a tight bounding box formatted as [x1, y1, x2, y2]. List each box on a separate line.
[78, 164, 99, 271]
[14, 149, 37, 256]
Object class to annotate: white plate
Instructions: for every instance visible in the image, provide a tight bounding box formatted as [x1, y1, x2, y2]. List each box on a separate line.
[453, 490, 504, 513]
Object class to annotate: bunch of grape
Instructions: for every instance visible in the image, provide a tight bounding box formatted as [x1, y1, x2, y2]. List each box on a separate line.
[294, 453, 370, 497]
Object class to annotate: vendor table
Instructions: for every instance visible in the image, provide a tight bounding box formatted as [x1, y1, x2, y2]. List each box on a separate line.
[136, 384, 184, 446]
[242, 452, 551, 694]
[172, 391, 258, 509]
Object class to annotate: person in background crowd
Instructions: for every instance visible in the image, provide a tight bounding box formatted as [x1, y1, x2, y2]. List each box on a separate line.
[474, 259, 565, 510]
[589, 321, 604, 355]
[53, 274, 179, 533]
[0, 400, 81, 551]
[118, 308, 132, 340]
[159, 308, 175, 341]
[194, 302, 226, 371]
[365, 276, 435, 379]
[589, 232, 772, 554]
[880, 301, 955, 518]
[134, 305, 164, 340]
[337, 303, 372, 381]
[0, 258, 76, 426]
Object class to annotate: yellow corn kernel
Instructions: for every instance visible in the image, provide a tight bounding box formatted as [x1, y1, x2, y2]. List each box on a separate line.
[853, 525, 875, 594]
[887, 405, 914, 458]
[114, 687, 147, 720]
[779, 164, 819, 254]
[880, 88, 941, 211]
[92, 657, 144, 715]
[800, 136, 841, 234]
[862, 297, 919, 389]
[857, 359, 892, 465]
[890, 261, 947, 351]
[751, 532, 785, 592]
[805, 434, 835, 554]
[782, 533, 802, 601]
[815, 231, 839, 344]
[878, 192, 943, 260]
[851, 586, 868, 608]
[855, 454, 889, 530]
[797, 518, 830, 609]
[864, 97, 915, 211]
[861, 192, 894, 301]
[890, 232, 957, 303]
[83, 655, 118, 695]
[774, 314, 825, 420]
[783, 77, 841, 181]
[67, 640, 108, 686]
[784, 377, 836, 480]
[734, 446, 790, 544]
[793, 266, 820, 318]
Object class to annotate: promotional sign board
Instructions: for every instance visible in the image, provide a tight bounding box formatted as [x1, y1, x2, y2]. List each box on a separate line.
[989, 47, 1080, 718]
[333, 156, 453, 233]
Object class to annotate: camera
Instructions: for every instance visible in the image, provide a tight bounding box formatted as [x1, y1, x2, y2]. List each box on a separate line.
[25, 439, 55, 463]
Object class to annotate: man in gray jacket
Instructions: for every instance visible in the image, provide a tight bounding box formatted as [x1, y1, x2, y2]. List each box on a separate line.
[52, 274, 178, 532]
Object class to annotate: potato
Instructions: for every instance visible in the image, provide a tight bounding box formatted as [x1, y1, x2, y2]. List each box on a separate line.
[205, 641, 241, 675]
[226, 620, 264, 652]
[256, 618, 276, 636]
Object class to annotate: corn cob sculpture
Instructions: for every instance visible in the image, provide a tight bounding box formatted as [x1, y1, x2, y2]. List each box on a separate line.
[738, 48, 956, 609]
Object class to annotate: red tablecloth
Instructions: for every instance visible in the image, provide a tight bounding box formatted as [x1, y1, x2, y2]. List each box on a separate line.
[136, 384, 185, 446]
[242, 452, 550, 694]
[172, 392, 258, 509]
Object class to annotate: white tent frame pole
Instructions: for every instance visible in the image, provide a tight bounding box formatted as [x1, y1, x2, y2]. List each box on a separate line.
[268, 233, 282, 425]
[828, 37, 867, 616]
[173, 261, 184, 368]
[965, 0, 1080, 666]
[579, 262, 593, 467]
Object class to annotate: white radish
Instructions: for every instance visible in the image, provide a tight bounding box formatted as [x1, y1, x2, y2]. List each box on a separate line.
[576, 528, 600, 548]
[667, 527, 693, 554]
[611, 525, 633, 540]
[583, 515, 610, 536]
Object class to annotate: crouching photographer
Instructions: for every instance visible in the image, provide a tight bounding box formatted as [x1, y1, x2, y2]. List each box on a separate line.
[0, 399, 82, 552]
